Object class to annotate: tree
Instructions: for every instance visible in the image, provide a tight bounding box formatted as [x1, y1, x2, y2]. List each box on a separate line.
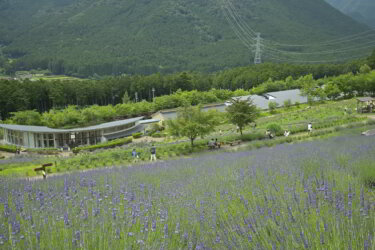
[268, 101, 279, 113]
[359, 64, 371, 74]
[226, 97, 258, 135]
[324, 82, 341, 100]
[367, 49, 375, 69]
[283, 99, 292, 108]
[7, 110, 42, 125]
[122, 91, 131, 104]
[167, 105, 218, 147]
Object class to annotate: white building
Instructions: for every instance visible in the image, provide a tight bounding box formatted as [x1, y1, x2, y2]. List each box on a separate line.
[0, 117, 158, 149]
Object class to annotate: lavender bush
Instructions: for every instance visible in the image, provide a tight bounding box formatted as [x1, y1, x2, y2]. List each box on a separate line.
[0, 134, 374, 249]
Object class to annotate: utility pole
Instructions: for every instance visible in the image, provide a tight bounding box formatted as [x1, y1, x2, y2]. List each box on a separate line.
[254, 32, 262, 64]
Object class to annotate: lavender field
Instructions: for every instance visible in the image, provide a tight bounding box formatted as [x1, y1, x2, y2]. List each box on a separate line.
[1, 134, 375, 249]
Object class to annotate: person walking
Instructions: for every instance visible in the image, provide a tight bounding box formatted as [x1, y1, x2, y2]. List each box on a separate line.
[42, 169, 46, 180]
[307, 123, 312, 133]
[150, 145, 156, 161]
[132, 149, 139, 162]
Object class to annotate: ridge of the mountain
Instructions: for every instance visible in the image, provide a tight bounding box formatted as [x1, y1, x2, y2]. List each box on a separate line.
[325, 0, 375, 27]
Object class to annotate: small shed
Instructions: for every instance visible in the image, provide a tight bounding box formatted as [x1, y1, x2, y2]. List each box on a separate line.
[356, 97, 375, 113]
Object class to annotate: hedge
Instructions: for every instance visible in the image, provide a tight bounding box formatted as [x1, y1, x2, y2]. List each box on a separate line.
[0, 144, 17, 153]
[151, 132, 167, 138]
[73, 137, 132, 153]
[132, 132, 142, 139]
[24, 148, 60, 155]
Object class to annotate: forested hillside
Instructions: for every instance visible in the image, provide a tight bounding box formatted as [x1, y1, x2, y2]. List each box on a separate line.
[325, 0, 375, 27]
[0, 0, 370, 76]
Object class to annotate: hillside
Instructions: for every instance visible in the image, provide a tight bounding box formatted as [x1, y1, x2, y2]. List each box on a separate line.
[0, 0, 371, 76]
[325, 0, 375, 27]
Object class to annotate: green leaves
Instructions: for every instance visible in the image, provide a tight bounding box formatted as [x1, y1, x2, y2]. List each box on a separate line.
[226, 98, 258, 135]
[167, 105, 218, 146]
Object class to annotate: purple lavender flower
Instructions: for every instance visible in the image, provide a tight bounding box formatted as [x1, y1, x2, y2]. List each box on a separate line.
[36, 232, 40, 243]
[175, 222, 180, 234]
[64, 212, 70, 226]
[320, 233, 324, 245]
[183, 232, 189, 241]
[163, 224, 168, 239]
[215, 234, 221, 243]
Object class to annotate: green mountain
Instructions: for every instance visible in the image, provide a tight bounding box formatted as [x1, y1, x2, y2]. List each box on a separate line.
[325, 0, 375, 27]
[0, 0, 371, 76]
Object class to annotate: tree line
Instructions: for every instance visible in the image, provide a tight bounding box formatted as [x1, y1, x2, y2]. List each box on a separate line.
[3, 67, 375, 128]
[1, 60, 369, 120]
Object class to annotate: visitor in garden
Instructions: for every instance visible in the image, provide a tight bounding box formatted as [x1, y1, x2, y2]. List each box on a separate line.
[132, 149, 139, 162]
[215, 138, 221, 148]
[266, 130, 274, 139]
[308, 123, 312, 133]
[150, 145, 156, 161]
[284, 130, 290, 137]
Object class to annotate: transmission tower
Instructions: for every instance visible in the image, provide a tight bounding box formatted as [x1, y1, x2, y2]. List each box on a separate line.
[254, 33, 262, 64]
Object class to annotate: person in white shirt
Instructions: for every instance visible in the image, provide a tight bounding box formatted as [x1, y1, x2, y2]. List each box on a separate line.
[284, 130, 290, 137]
[307, 123, 312, 133]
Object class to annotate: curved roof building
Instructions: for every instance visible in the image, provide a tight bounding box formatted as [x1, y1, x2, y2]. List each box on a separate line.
[0, 117, 158, 149]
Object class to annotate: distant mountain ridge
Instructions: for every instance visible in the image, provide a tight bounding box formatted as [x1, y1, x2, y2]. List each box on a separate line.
[0, 0, 370, 76]
[325, 0, 375, 27]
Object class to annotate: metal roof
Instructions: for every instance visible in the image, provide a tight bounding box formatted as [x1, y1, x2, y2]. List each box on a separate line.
[138, 119, 160, 124]
[267, 89, 307, 106]
[0, 117, 144, 133]
[232, 95, 270, 109]
[357, 97, 374, 102]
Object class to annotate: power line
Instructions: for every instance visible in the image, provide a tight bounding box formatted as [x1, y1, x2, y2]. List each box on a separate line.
[218, 0, 375, 63]
[254, 33, 262, 64]
[221, 0, 375, 47]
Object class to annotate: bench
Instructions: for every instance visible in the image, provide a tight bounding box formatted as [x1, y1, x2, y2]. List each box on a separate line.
[208, 143, 221, 150]
[229, 140, 241, 146]
[362, 129, 375, 136]
[34, 163, 53, 172]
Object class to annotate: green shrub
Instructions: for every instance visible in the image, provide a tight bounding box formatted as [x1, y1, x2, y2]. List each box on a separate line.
[132, 132, 142, 139]
[268, 101, 279, 113]
[356, 160, 375, 188]
[266, 123, 283, 136]
[25, 148, 60, 155]
[307, 96, 314, 106]
[151, 132, 167, 138]
[283, 99, 292, 108]
[295, 101, 300, 107]
[240, 133, 266, 142]
[73, 137, 132, 153]
[0, 144, 17, 153]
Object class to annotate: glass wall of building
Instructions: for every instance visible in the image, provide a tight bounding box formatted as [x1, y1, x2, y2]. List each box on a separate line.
[7, 130, 24, 146]
[34, 133, 55, 148]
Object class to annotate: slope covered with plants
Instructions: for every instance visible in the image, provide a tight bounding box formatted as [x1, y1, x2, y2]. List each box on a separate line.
[325, 0, 375, 27]
[0, 0, 369, 76]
